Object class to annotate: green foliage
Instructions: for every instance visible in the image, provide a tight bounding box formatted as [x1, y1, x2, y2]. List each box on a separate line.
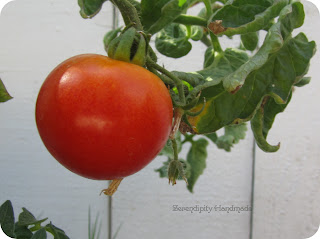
[203, 46, 215, 68]
[78, 0, 108, 18]
[186, 138, 208, 192]
[212, 123, 247, 152]
[140, 0, 197, 34]
[0, 79, 12, 103]
[156, 23, 192, 58]
[241, 32, 259, 51]
[0, 200, 15, 237]
[0, 200, 70, 239]
[80, 0, 315, 192]
[210, 0, 289, 37]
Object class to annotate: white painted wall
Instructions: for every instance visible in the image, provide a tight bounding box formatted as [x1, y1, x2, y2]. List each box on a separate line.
[252, 1, 320, 239]
[0, 1, 319, 239]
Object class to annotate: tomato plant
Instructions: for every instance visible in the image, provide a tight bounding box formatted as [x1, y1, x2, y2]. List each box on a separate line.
[35, 0, 316, 194]
[36, 54, 173, 194]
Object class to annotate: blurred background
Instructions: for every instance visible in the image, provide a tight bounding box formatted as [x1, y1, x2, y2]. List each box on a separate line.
[0, 0, 319, 238]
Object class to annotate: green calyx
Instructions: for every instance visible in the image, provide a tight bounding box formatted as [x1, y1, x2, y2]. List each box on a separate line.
[107, 27, 148, 66]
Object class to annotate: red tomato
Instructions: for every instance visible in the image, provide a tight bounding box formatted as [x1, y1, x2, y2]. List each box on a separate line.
[36, 54, 173, 180]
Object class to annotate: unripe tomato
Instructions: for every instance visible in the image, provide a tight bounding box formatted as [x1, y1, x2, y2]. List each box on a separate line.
[36, 54, 173, 180]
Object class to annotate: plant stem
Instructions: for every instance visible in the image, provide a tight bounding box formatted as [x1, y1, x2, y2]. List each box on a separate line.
[200, 34, 211, 47]
[170, 108, 184, 140]
[111, 0, 142, 30]
[203, 0, 213, 19]
[210, 32, 223, 52]
[171, 138, 179, 161]
[146, 57, 186, 105]
[173, 14, 208, 27]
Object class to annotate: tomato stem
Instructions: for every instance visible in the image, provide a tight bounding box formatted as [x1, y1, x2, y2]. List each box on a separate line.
[173, 14, 208, 27]
[170, 108, 184, 140]
[203, 0, 213, 19]
[209, 32, 223, 53]
[110, 0, 143, 30]
[146, 57, 186, 105]
[100, 178, 124, 196]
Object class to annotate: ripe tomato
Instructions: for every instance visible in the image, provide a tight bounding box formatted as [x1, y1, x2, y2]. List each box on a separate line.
[36, 54, 173, 180]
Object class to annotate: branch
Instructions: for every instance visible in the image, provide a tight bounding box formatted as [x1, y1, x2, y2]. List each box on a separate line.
[111, 0, 143, 30]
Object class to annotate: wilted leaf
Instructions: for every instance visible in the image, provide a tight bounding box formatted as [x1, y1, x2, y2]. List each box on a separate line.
[215, 123, 247, 152]
[186, 138, 208, 193]
[155, 23, 192, 58]
[185, 2, 315, 137]
[78, 0, 108, 19]
[210, 0, 289, 37]
[190, 26, 203, 41]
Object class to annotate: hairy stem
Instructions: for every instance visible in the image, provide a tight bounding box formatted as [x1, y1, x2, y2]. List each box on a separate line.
[170, 108, 184, 140]
[210, 32, 223, 52]
[171, 139, 179, 161]
[203, 0, 213, 19]
[146, 57, 186, 104]
[200, 34, 212, 47]
[173, 14, 208, 27]
[111, 0, 142, 30]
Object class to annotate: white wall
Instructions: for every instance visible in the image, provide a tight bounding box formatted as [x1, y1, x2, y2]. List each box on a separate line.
[0, 1, 319, 239]
[252, 1, 320, 239]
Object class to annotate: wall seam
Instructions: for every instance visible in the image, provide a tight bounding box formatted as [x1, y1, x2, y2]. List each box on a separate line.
[249, 138, 256, 239]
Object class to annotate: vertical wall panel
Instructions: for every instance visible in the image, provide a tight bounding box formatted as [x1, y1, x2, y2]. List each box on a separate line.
[252, 1, 320, 239]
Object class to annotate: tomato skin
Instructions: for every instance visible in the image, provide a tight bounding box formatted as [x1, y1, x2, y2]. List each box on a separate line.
[36, 54, 173, 180]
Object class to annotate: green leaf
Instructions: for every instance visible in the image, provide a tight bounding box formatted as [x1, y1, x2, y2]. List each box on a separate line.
[78, 0, 108, 19]
[141, 0, 196, 34]
[241, 32, 259, 51]
[205, 132, 217, 143]
[45, 223, 70, 239]
[155, 23, 192, 58]
[223, 2, 306, 93]
[210, 0, 289, 37]
[187, 33, 315, 134]
[171, 71, 204, 87]
[197, 48, 249, 94]
[18, 208, 47, 227]
[31, 228, 47, 239]
[215, 123, 247, 152]
[203, 46, 215, 68]
[190, 26, 203, 41]
[251, 93, 292, 152]
[14, 223, 33, 239]
[0, 79, 12, 103]
[186, 138, 208, 193]
[0, 200, 15, 237]
[295, 77, 311, 87]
